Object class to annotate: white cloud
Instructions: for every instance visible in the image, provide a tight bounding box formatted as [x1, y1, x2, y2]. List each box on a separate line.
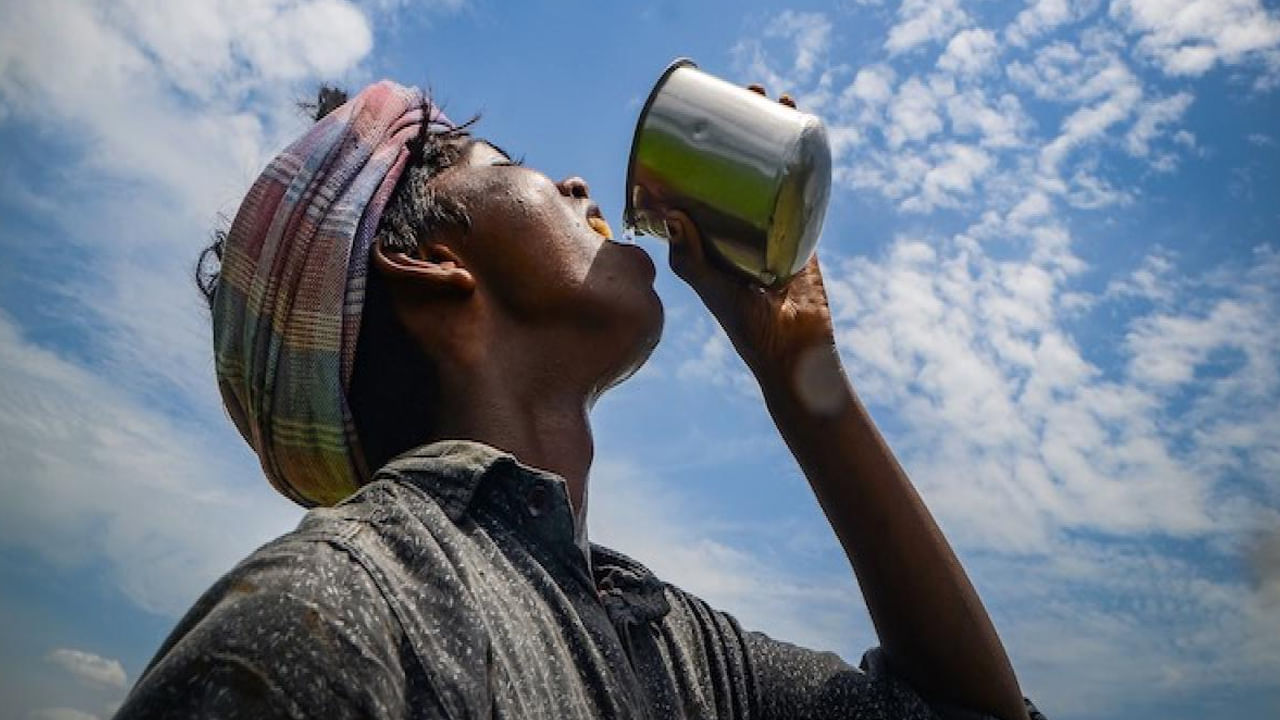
[840, 147, 930, 202]
[1005, 0, 1101, 47]
[1125, 91, 1195, 157]
[0, 0, 371, 618]
[106, 0, 372, 98]
[885, 76, 944, 147]
[826, 124, 865, 158]
[884, 0, 970, 55]
[771, 10, 833, 78]
[901, 143, 994, 212]
[1126, 289, 1277, 392]
[733, 10, 835, 103]
[0, 0, 373, 225]
[842, 63, 896, 108]
[841, 28, 1195, 209]
[1063, 167, 1134, 207]
[45, 649, 126, 689]
[945, 88, 1030, 148]
[980, 532, 1280, 714]
[1006, 39, 1120, 102]
[1038, 60, 1143, 177]
[1112, 0, 1280, 77]
[362, 0, 467, 11]
[837, 63, 898, 132]
[0, 310, 301, 616]
[826, 231, 1279, 551]
[840, 74, 1026, 207]
[674, 320, 758, 399]
[937, 28, 999, 76]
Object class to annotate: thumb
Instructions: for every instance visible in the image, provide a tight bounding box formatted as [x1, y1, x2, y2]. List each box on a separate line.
[664, 209, 711, 285]
[664, 209, 756, 316]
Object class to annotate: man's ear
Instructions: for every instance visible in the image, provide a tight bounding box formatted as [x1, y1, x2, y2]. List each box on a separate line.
[372, 238, 476, 296]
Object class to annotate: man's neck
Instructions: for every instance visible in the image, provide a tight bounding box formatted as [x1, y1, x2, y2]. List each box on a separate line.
[428, 360, 595, 518]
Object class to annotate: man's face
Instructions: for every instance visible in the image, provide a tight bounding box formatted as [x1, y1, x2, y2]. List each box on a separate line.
[424, 140, 664, 391]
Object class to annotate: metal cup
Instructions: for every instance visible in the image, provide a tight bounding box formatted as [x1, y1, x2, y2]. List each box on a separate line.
[623, 58, 832, 287]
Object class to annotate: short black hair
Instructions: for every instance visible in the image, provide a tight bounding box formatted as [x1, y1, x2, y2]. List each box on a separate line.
[196, 85, 482, 478]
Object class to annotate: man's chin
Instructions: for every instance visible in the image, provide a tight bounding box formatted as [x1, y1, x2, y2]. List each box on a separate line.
[638, 296, 664, 365]
[599, 310, 663, 395]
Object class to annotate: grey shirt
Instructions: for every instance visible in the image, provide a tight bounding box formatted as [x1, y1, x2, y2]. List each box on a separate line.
[116, 440, 1042, 719]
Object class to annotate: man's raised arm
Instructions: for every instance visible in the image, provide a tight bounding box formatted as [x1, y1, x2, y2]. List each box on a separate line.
[663, 211, 1030, 720]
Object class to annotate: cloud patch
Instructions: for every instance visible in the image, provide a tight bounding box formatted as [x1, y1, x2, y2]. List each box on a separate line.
[884, 0, 970, 55]
[46, 649, 126, 689]
[937, 28, 999, 76]
[0, 0, 376, 617]
[721, 6, 1280, 713]
[0, 311, 301, 615]
[1111, 0, 1280, 79]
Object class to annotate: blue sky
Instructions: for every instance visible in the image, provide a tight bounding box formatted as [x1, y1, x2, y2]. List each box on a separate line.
[1, 0, 1278, 718]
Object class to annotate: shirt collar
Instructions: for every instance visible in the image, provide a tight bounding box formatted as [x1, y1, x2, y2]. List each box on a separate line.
[372, 439, 517, 522]
[373, 439, 671, 623]
[374, 439, 591, 571]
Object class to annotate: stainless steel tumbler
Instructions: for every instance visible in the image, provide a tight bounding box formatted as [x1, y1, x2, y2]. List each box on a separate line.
[623, 58, 832, 287]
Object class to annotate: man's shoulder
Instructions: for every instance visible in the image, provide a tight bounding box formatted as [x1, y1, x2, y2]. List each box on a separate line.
[155, 479, 436, 650]
[176, 500, 397, 639]
[205, 477, 447, 601]
[117, 490, 418, 718]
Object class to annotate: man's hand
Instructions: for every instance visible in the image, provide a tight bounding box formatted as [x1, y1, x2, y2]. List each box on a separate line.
[664, 210, 836, 384]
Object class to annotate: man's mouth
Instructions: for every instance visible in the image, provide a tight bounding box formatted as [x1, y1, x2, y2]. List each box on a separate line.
[588, 216, 614, 240]
[586, 205, 614, 240]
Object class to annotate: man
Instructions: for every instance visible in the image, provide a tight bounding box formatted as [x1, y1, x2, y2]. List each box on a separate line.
[116, 81, 1042, 719]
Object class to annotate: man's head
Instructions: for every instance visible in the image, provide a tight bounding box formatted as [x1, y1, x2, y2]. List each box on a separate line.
[200, 82, 662, 504]
[354, 134, 663, 474]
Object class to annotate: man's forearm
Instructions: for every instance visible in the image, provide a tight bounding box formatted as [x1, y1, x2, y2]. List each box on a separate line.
[756, 346, 1028, 720]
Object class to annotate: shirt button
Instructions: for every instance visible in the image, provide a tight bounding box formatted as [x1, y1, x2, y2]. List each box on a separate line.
[526, 484, 548, 517]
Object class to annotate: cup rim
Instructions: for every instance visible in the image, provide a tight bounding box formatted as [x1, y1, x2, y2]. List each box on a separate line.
[622, 57, 698, 230]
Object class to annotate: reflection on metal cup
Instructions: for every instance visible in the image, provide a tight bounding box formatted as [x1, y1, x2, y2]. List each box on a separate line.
[624, 58, 832, 287]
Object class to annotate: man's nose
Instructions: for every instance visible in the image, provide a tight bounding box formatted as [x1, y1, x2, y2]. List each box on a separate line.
[558, 176, 591, 199]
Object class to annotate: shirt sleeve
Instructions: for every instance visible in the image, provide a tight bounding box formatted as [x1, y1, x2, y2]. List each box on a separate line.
[113, 535, 435, 719]
[743, 632, 942, 720]
[745, 633, 1047, 720]
[657, 582, 1045, 720]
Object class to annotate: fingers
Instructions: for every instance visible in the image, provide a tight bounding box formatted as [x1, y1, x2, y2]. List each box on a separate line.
[745, 83, 798, 109]
[663, 209, 708, 284]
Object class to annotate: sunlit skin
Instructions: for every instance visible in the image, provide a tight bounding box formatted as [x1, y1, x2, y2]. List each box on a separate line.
[372, 140, 661, 516]
[372, 89, 1029, 720]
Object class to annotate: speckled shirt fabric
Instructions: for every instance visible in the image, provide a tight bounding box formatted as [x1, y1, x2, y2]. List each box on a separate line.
[116, 440, 1044, 719]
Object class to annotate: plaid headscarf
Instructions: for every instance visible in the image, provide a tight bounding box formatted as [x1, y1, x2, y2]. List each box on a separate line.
[213, 80, 454, 507]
